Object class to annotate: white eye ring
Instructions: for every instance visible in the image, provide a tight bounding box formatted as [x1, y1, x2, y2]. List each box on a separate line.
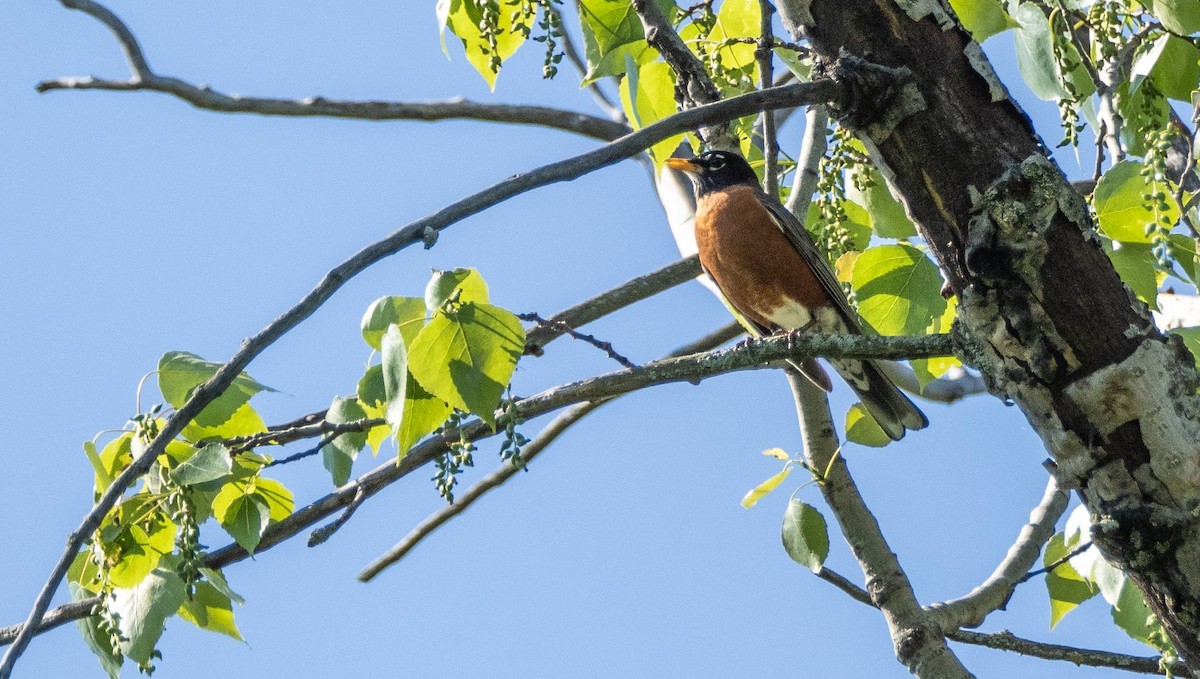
[709, 157, 725, 170]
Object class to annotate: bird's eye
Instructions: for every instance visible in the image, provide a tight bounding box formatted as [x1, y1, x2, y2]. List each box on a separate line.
[709, 157, 726, 170]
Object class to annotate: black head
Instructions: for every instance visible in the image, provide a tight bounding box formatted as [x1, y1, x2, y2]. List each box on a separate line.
[665, 151, 759, 196]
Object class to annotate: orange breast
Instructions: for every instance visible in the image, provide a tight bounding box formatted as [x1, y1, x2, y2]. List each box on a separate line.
[694, 185, 828, 330]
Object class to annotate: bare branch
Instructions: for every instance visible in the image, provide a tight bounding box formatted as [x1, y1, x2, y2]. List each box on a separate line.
[816, 564, 1190, 676]
[633, 0, 721, 108]
[518, 312, 638, 368]
[357, 322, 742, 581]
[946, 629, 1191, 677]
[784, 105, 827, 217]
[784, 372, 972, 677]
[928, 478, 1068, 630]
[757, 0, 780, 196]
[524, 255, 702, 354]
[41, 0, 630, 142]
[0, 77, 843, 676]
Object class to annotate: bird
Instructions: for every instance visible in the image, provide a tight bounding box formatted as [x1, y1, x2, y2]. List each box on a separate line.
[665, 150, 928, 441]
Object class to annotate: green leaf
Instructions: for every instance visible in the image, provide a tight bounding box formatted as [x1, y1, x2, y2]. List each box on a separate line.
[1010, 2, 1093, 101]
[1105, 241, 1161, 309]
[408, 301, 525, 427]
[88, 433, 132, 496]
[253, 477, 294, 522]
[198, 567, 245, 605]
[71, 583, 122, 679]
[1108, 580, 1156, 647]
[708, 0, 760, 75]
[158, 351, 274, 428]
[620, 60, 686, 166]
[425, 267, 490, 312]
[576, 0, 673, 82]
[439, 0, 527, 89]
[213, 483, 270, 555]
[1044, 532, 1098, 627]
[1137, 0, 1200, 35]
[107, 501, 177, 589]
[741, 465, 793, 509]
[851, 243, 947, 336]
[1117, 80, 1171, 156]
[1171, 326, 1200, 371]
[379, 324, 452, 456]
[361, 296, 426, 350]
[172, 442, 233, 486]
[1133, 34, 1200, 102]
[845, 403, 892, 447]
[950, 0, 1016, 42]
[357, 363, 387, 408]
[781, 500, 830, 573]
[112, 565, 188, 667]
[322, 396, 368, 487]
[182, 401, 268, 441]
[1169, 234, 1199, 283]
[1094, 161, 1179, 244]
[912, 297, 961, 388]
[847, 166, 918, 239]
[178, 581, 245, 641]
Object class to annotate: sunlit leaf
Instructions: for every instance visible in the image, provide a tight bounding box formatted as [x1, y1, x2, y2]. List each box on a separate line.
[213, 483, 270, 555]
[762, 447, 790, 460]
[1044, 532, 1098, 627]
[178, 581, 245, 641]
[845, 403, 891, 447]
[425, 268, 490, 313]
[621, 60, 686, 166]
[781, 500, 829, 573]
[1105, 240, 1161, 309]
[576, 0, 674, 82]
[741, 465, 793, 509]
[1136, 0, 1200, 35]
[438, 0, 527, 89]
[158, 351, 274, 429]
[253, 477, 294, 522]
[361, 296, 426, 350]
[851, 243, 947, 336]
[71, 582, 122, 679]
[408, 301, 525, 427]
[1094, 161, 1178, 244]
[112, 564, 187, 666]
[172, 442, 233, 486]
[322, 396, 368, 487]
[847, 166, 917, 239]
[912, 297, 961, 388]
[950, 0, 1016, 42]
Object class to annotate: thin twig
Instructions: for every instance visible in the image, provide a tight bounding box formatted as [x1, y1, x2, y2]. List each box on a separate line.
[1019, 539, 1093, 583]
[757, 0, 780, 197]
[0, 73, 843, 677]
[357, 322, 742, 580]
[225, 417, 384, 455]
[1092, 119, 1107, 186]
[518, 312, 638, 368]
[41, 0, 631, 142]
[308, 484, 367, 547]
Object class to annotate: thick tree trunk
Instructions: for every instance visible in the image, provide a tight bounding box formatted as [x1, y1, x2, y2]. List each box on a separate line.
[778, 0, 1200, 666]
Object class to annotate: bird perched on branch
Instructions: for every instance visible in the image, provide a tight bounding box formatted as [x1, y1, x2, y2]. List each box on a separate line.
[666, 150, 927, 440]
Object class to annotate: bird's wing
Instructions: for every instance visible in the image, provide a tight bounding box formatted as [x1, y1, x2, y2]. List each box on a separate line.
[759, 193, 866, 335]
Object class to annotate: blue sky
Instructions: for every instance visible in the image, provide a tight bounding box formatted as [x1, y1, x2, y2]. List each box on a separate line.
[1, 1, 1160, 677]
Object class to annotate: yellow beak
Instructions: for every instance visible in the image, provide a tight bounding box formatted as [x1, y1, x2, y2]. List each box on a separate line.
[664, 157, 701, 174]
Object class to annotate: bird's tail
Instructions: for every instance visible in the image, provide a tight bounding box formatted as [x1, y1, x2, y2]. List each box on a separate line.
[830, 358, 928, 441]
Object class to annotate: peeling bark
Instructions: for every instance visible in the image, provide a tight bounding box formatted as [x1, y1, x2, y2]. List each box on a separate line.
[779, 0, 1200, 666]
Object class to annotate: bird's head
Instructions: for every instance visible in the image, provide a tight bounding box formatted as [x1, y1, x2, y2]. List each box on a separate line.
[665, 151, 758, 196]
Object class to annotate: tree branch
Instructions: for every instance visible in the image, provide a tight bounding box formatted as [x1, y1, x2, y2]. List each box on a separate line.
[357, 322, 743, 581]
[40, 0, 631, 142]
[784, 105, 827, 217]
[927, 477, 1068, 630]
[784, 372, 972, 677]
[816, 565, 1191, 676]
[0, 75, 843, 676]
[0, 325, 939, 649]
[524, 255, 702, 354]
[757, 0, 780, 196]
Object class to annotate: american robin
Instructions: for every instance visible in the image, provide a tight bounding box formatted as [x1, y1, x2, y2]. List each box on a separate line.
[665, 150, 928, 440]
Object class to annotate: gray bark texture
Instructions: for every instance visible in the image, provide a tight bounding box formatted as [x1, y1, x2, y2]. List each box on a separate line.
[777, 0, 1200, 667]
